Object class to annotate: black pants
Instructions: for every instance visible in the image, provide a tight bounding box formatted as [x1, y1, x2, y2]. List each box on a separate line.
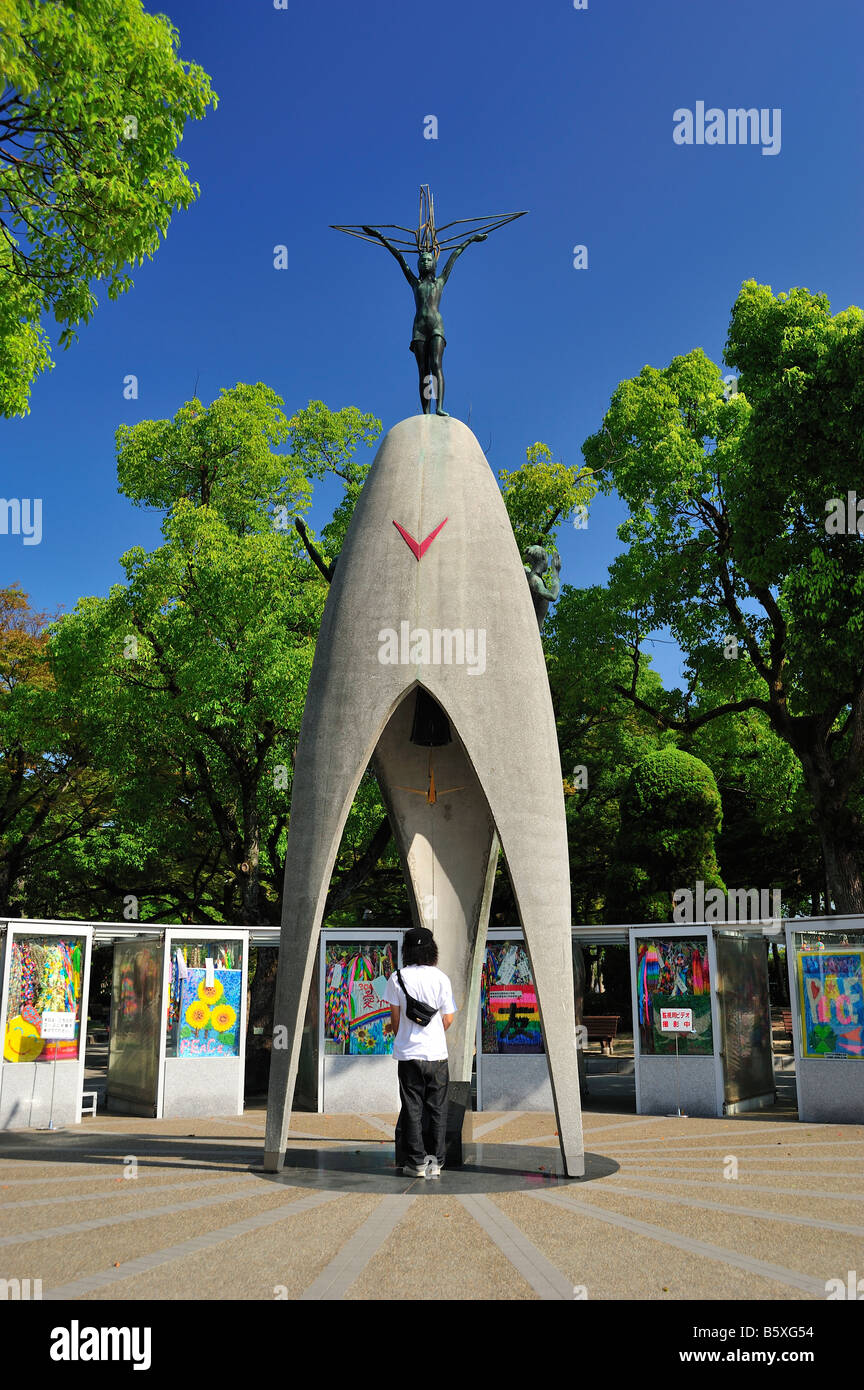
[395, 1059, 449, 1168]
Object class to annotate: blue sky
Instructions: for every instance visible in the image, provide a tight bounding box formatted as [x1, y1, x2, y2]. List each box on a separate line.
[3, 0, 862, 689]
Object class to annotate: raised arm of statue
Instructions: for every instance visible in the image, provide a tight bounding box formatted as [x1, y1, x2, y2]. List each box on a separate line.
[545, 551, 561, 603]
[362, 226, 417, 286]
[439, 232, 487, 285]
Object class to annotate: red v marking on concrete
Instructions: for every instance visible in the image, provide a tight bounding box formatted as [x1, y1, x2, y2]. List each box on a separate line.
[392, 517, 448, 560]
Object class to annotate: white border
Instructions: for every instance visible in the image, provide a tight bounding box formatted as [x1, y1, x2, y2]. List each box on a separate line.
[0, 920, 93, 1126]
[629, 924, 723, 1116]
[161, 929, 249, 1117]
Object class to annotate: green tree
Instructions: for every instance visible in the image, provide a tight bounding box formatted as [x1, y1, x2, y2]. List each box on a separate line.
[50, 386, 381, 925]
[498, 441, 596, 556]
[583, 281, 864, 913]
[605, 746, 725, 924]
[0, 0, 216, 415]
[688, 703, 825, 918]
[0, 585, 110, 915]
[544, 584, 668, 924]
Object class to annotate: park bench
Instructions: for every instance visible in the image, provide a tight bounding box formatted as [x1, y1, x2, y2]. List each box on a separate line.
[583, 1015, 621, 1055]
[780, 1009, 794, 1040]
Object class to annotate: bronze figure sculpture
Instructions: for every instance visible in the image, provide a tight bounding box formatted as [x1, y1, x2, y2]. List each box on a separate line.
[333, 187, 526, 416]
[524, 545, 561, 629]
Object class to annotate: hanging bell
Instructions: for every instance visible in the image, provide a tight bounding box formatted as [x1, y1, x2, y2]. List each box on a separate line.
[409, 687, 452, 747]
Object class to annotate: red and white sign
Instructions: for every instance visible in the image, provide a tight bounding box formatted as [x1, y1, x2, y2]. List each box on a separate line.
[660, 1007, 693, 1033]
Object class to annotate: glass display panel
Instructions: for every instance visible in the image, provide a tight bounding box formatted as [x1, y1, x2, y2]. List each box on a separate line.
[481, 940, 544, 1054]
[324, 939, 396, 1055]
[795, 948, 864, 1061]
[715, 932, 774, 1102]
[108, 938, 164, 1107]
[3, 935, 85, 1063]
[636, 937, 713, 1055]
[166, 940, 243, 1059]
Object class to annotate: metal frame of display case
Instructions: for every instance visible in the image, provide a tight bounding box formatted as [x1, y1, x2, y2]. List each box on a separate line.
[106, 927, 248, 1118]
[475, 929, 552, 1112]
[784, 914, 864, 1124]
[630, 924, 724, 1118]
[318, 928, 403, 1112]
[630, 923, 775, 1118]
[713, 925, 776, 1115]
[0, 919, 94, 1130]
[106, 933, 165, 1117]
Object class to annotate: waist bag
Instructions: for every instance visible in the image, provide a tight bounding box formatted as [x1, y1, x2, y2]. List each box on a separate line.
[396, 969, 438, 1027]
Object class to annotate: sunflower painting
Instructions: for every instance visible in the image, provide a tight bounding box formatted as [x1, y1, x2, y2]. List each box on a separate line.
[185, 1000, 211, 1029]
[177, 968, 242, 1057]
[197, 978, 224, 1006]
[210, 1003, 236, 1032]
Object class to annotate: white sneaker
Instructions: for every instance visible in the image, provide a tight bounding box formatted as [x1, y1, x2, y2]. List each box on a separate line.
[403, 1163, 428, 1177]
[425, 1155, 442, 1178]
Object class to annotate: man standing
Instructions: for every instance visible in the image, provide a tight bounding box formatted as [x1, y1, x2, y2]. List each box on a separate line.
[385, 927, 457, 1178]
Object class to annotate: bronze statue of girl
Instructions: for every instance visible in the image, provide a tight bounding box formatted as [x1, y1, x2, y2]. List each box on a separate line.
[361, 225, 487, 416]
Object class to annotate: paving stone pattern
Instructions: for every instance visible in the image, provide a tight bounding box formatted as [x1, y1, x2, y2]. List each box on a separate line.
[1, 1105, 862, 1301]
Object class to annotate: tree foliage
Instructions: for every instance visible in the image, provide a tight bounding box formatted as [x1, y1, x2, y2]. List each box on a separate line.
[499, 441, 597, 556]
[0, 0, 216, 414]
[605, 747, 724, 924]
[0, 584, 110, 915]
[583, 281, 864, 912]
[47, 386, 381, 925]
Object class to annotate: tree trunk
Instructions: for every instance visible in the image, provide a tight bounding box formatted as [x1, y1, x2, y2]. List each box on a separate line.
[816, 817, 864, 915]
[239, 794, 261, 925]
[793, 736, 864, 915]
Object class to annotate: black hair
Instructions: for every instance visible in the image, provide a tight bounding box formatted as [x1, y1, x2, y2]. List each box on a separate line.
[403, 939, 439, 968]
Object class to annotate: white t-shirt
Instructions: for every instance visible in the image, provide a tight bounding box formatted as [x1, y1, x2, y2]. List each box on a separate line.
[384, 965, 457, 1061]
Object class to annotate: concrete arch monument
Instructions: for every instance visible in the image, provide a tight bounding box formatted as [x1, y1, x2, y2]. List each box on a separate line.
[264, 414, 585, 1176]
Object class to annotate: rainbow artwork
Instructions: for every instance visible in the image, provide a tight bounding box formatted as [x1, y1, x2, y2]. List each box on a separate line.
[487, 984, 543, 1054]
[798, 950, 864, 1059]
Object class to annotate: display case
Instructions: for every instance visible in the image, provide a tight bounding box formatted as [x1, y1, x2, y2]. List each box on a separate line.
[476, 932, 553, 1110]
[319, 931, 401, 1111]
[106, 937, 164, 1114]
[786, 916, 864, 1123]
[630, 925, 774, 1117]
[162, 932, 246, 1118]
[106, 929, 248, 1118]
[0, 921, 93, 1129]
[715, 929, 775, 1112]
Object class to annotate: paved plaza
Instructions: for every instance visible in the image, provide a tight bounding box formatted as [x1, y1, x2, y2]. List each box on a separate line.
[1, 1098, 862, 1301]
